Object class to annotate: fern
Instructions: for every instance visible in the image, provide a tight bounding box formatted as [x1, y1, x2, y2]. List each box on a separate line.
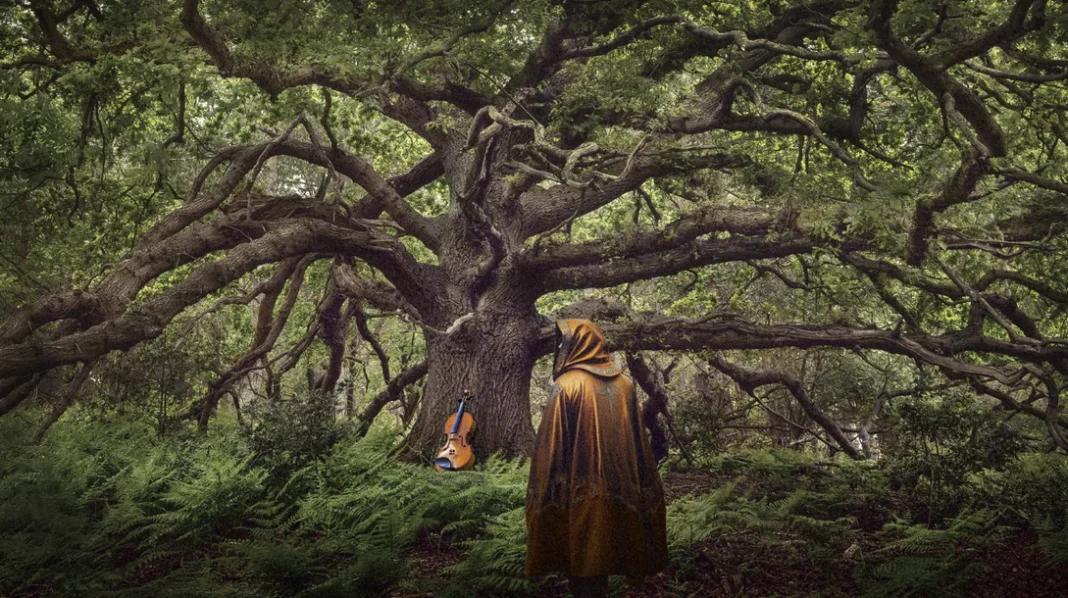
[666, 480, 856, 556]
[442, 507, 542, 597]
[1033, 517, 1068, 565]
[866, 556, 987, 598]
[5, 408, 1068, 598]
[865, 510, 1008, 597]
[666, 477, 742, 550]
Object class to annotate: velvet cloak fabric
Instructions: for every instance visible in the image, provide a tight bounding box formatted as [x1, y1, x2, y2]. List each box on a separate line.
[526, 319, 668, 579]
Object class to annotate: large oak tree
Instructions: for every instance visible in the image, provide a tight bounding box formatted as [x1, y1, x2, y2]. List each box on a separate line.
[1, 0, 1067, 457]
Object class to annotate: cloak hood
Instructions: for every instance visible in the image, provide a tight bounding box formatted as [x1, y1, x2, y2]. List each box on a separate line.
[552, 319, 621, 379]
[529, 318, 668, 579]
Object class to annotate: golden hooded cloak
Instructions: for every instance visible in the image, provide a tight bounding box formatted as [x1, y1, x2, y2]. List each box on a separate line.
[525, 319, 668, 579]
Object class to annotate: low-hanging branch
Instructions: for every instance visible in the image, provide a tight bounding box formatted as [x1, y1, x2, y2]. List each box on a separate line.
[540, 234, 870, 291]
[191, 257, 313, 428]
[353, 302, 392, 384]
[524, 205, 779, 270]
[601, 317, 1056, 385]
[707, 355, 864, 460]
[0, 219, 395, 380]
[33, 360, 95, 444]
[519, 151, 752, 238]
[313, 281, 350, 396]
[626, 353, 690, 463]
[354, 360, 429, 437]
[0, 134, 446, 350]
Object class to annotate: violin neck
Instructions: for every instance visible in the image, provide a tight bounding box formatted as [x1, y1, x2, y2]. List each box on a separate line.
[449, 397, 466, 435]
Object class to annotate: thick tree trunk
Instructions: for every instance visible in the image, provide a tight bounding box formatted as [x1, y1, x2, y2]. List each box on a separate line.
[404, 310, 540, 460]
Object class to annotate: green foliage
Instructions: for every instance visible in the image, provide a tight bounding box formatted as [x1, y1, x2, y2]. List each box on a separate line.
[963, 451, 1068, 565]
[882, 389, 1027, 524]
[709, 447, 834, 477]
[664, 443, 1068, 594]
[968, 451, 1068, 525]
[0, 413, 528, 598]
[864, 510, 1009, 598]
[1035, 517, 1068, 566]
[441, 507, 540, 597]
[666, 477, 743, 550]
[245, 389, 341, 480]
[864, 556, 987, 598]
[668, 480, 856, 555]
[4, 415, 1068, 597]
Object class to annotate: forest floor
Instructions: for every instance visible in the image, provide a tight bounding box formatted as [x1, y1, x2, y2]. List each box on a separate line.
[5, 417, 1067, 598]
[392, 469, 1068, 598]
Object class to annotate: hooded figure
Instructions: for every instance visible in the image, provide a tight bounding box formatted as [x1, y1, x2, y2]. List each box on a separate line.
[526, 319, 668, 593]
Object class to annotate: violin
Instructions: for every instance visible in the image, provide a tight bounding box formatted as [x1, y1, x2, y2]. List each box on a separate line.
[434, 389, 476, 471]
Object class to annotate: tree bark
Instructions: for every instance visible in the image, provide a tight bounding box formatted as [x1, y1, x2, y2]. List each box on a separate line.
[626, 353, 671, 462]
[403, 310, 540, 460]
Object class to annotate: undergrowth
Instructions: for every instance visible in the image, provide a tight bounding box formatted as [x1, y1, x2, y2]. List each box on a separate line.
[3, 409, 1068, 597]
[0, 410, 527, 598]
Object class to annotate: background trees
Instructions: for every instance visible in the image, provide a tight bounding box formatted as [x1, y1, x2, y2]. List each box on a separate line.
[1, 0, 1067, 461]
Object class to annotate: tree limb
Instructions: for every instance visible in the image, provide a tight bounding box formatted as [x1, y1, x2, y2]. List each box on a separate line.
[0, 219, 397, 379]
[354, 360, 429, 437]
[708, 354, 864, 459]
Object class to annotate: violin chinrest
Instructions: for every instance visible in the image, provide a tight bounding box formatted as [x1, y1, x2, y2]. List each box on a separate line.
[434, 457, 455, 470]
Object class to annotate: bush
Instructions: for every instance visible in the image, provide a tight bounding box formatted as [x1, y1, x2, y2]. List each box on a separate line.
[245, 390, 341, 481]
[881, 389, 1026, 524]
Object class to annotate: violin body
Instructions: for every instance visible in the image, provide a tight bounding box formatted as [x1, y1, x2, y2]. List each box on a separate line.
[434, 391, 476, 471]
